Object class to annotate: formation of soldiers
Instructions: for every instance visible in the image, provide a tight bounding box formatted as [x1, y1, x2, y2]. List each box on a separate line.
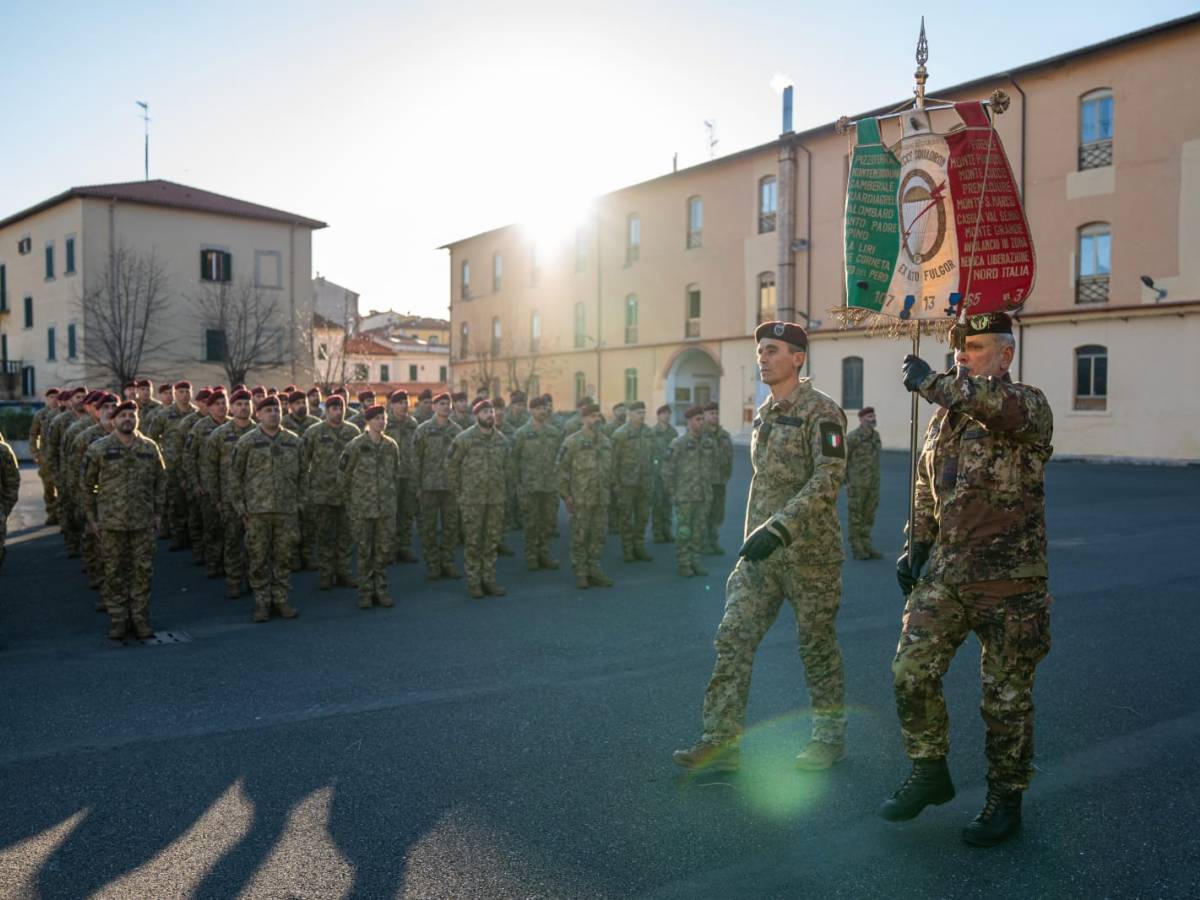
[18, 378, 740, 635]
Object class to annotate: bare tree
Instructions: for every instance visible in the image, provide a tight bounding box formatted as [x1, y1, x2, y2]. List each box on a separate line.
[305, 316, 349, 392]
[79, 245, 175, 386]
[192, 278, 284, 386]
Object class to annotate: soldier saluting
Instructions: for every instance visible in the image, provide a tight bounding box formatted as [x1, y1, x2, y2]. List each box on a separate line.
[880, 312, 1054, 847]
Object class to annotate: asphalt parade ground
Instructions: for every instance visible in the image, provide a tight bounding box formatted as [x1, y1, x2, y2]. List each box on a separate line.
[1, 451, 1198, 899]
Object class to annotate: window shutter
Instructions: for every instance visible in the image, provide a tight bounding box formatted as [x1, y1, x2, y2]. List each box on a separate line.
[200, 250, 209, 280]
[223, 252, 233, 281]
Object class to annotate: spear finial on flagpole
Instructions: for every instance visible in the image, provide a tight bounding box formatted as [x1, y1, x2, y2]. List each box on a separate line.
[914, 17, 929, 110]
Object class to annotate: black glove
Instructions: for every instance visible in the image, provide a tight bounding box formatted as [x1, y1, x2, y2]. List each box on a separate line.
[896, 542, 932, 595]
[738, 522, 784, 562]
[901, 355, 933, 392]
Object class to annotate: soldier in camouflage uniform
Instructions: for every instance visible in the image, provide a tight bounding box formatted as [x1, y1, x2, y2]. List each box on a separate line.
[511, 396, 561, 571]
[189, 389, 228, 578]
[59, 391, 101, 560]
[0, 429, 19, 571]
[880, 313, 1054, 848]
[448, 399, 510, 598]
[610, 401, 657, 563]
[414, 392, 462, 580]
[556, 403, 613, 589]
[29, 388, 61, 525]
[675, 321, 848, 774]
[229, 396, 304, 622]
[300, 394, 361, 590]
[560, 397, 591, 439]
[603, 403, 628, 534]
[844, 406, 883, 559]
[449, 392, 473, 431]
[148, 381, 195, 549]
[662, 406, 712, 577]
[306, 386, 324, 419]
[283, 390, 322, 569]
[204, 389, 257, 598]
[135, 378, 163, 421]
[44, 387, 84, 534]
[702, 402, 734, 555]
[413, 389, 434, 424]
[339, 405, 400, 608]
[383, 390, 420, 564]
[347, 390, 375, 430]
[67, 393, 120, 592]
[651, 404, 677, 543]
[173, 386, 211, 559]
[284, 391, 321, 436]
[82, 402, 166, 640]
[506, 390, 530, 431]
[490, 399, 517, 556]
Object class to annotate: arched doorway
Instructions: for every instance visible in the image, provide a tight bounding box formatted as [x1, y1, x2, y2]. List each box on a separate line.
[664, 346, 721, 426]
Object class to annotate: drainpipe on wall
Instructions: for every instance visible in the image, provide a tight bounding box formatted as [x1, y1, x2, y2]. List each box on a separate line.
[289, 224, 297, 383]
[797, 141, 813, 376]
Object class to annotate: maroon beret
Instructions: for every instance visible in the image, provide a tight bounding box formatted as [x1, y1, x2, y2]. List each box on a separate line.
[307, 386, 322, 396]
[158, 383, 173, 394]
[230, 389, 252, 403]
[325, 394, 345, 408]
[703, 401, 719, 412]
[472, 399, 493, 414]
[493, 397, 506, 409]
[418, 389, 433, 400]
[612, 401, 627, 411]
[122, 381, 137, 390]
[231, 383, 248, 393]
[629, 401, 646, 411]
[84, 390, 105, 405]
[195, 388, 214, 402]
[251, 385, 267, 396]
[509, 390, 526, 402]
[580, 403, 600, 416]
[136, 378, 152, 388]
[209, 391, 228, 404]
[356, 390, 374, 402]
[364, 404, 386, 421]
[685, 405, 705, 419]
[115, 400, 139, 414]
[175, 380, 192, 390]
[576, 396, 594, 409]
[288, 391, 306, 404]
[283, 384, 297, 393]
[754, 320, 808, 350]
[528, 396, 547, 409]
[256, 396, 280, 411]
[452, 391, 468, 402]
[45, 387, 60, 397]
[389, 390, 408, 403]
[657, 404, 671, 415]
[433, 392, 450, 403]
[859, 406, 876, 417]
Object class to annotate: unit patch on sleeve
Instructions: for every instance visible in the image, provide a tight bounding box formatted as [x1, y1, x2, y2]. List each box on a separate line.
[819, 421, 846, 458]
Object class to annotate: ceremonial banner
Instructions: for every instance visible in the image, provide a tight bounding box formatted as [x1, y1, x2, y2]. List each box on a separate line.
[843, 102, 1035, 321]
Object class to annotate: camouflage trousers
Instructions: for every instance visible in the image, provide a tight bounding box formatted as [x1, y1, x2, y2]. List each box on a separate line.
[892, 578, 1052, 792]
[847, 484, 880, 554]
[301, 505, 319, 568]
[705, 482, 727, 551]
[702, 559, 845, 745]
[100, 527, 155, 628]
[38, 464, 58, 523]
[651, 474, 673, 541]
[186, 485, 205, 560]
[352, 515, 392, 603]
[310, 503, 353, 581]
[674, 500, 708, 570]
[608, 485, 620, 534]
[222, 504, 246, 592]
[461, 502, 504, 590]
[61, 489, 83, 555]
[245, 513, 298, 610]
[568, 503, 607, 577]
[519, 492, 558, 566]
[419, 490, 459, 575]
[167, 472, 188, 543]
[201, 495, 224, 576]
[82, 522, 102, 589]
[505, 479, 521, 531]
[617, 486, 651, 556]
[393, 479, 416, 559]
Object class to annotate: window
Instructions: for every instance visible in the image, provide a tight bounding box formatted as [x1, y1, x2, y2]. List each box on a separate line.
[1074, 344, 1108, 411]
[0, 264, 7, 312]
[1076, 223, 1111, 304]
[530, 243, 540, 286]
[200, 249, 232, 283]
[17, 236, 31, 255]
[428, 335, 439, 345]
[23, 295, 33, 328]
[67, 323, 76, 359]
[353, 363, 370, 381]
[459, 322, 470, 359]
[44, 242, 54, 280]
[47, 326, 56, 361]
[575, 230, 587, 273]
[1, 334, 6, 361]
[491, 316, 502, 356]
[757, 272, 777, 324]
[254, 250, 282, 289]
[574, 371, 586, 404]
[318, 342, 329, 361]
[685, 285, 701, 338]
[65, 237, 76, 275]
[205, 328, 226, 362]
[1079, 90, 1113, 170]
[759, 176, 778, 233]
[380, 364, 390, 382]
[461, 259, 471, 299]
[21, 365, 35, 397]
[624, 294, 638, 344]
[626, 213, 640, 264]
[842, 356, 864, 410]
[439, 365, 447, 382]
[574, 302, 586, 349]
[492, 252, 503, 292]
[530, 310, 541, 354]
[686, 196, 703, 249]
[409, 364, 419, 381]
[624, 368, 638, 403]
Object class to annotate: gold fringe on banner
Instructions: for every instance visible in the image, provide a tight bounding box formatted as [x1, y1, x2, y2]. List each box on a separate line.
[827, 306, 956, 343]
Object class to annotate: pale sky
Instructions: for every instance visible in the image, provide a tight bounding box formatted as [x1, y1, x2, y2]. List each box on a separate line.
[3, 0, 1195, 319]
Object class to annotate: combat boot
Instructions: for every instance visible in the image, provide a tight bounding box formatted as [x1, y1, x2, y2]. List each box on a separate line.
[794, 739, 846, 771]
[377, 595, 395, 608]
[634, 547, 653, 562]
[108, 620, 128, 641]
[133, 620, 154, 641]
[396, 549, 418, 564]
[962, 786, 1023, 847]
[539, 557, 560, 570]
[496, 543, 515, 557]
[225, 584, 242, 599]
[691, 562, 709, 577]
[526, 560, 540, 572]
[357, 595, 372, 609]
[426, 569, 441, 581]
[622, 550, 636, 563]
[441, 565, 462, 580]
[588, 573, 614, 588]
[866, 548, 883, 559]
[672, 739, 740, 773]
[275, 601, 299, 619]
[677, 565, 695, 577]
[483, 582, 507, 596]
[336, 574, 358, 588]
[468, 584, 485, 599]
[878, 757, 956, 821]
[253, 606, 270, 623]
[574, 575, 590, 590]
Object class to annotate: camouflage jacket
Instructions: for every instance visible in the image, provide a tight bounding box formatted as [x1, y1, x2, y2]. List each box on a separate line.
[67, 422, 111, 501]
[300, 420, 361, 506]
[505, 408, 530, 431]
[652, 421, 677, 481]
[61, 416, 98, 494]
[172, 411, 205, 486]
[662, 432, 713, 503]
[556, 429, 612, 507]
[0, 435, 18, 517]
[45, 408, 80, 478]
[187, 415, 227, 496]
[414, 417, 462, 492]
[284, 411, 322, 436]
[611, 422, 658, 490]
[510, 421, 562, 493]
[911, 368, 1053, 584]
[203, 419, 256, 509]
[383, 415, 419, 478]
[602, 417, 627, 440]
[844, 426, 882, 489]
[449, 411, 473, 431]
[229, 426, 305, 517]
[338, 432, 400, 520]
[148, 403, 197, 468]
[82, 433, 166, 530]
[29, 406, 55, 464]
[138, 397, 163, 420]
[706, 424, 734, 484]
[447, 424, 508, 505]
[748, 379, 847, 563]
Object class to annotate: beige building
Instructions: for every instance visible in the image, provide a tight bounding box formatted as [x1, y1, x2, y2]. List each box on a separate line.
[0, 179, 325, 398]
[312, 316, 449, 397]
[444, 14, 1200, 460]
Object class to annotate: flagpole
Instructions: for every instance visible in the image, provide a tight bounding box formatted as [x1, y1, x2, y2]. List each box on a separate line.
[906, 18, 929, 569]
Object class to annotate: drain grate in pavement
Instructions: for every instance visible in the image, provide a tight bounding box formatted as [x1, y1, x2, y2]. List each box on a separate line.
[141, 630, 193, 645]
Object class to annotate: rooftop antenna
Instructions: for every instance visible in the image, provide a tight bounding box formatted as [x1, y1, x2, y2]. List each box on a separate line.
[136, 101, 150, 180]
[704, 120, 718, 159]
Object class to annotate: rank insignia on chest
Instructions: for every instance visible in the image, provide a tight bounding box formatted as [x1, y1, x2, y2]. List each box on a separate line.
[819, 422, 846, 458]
